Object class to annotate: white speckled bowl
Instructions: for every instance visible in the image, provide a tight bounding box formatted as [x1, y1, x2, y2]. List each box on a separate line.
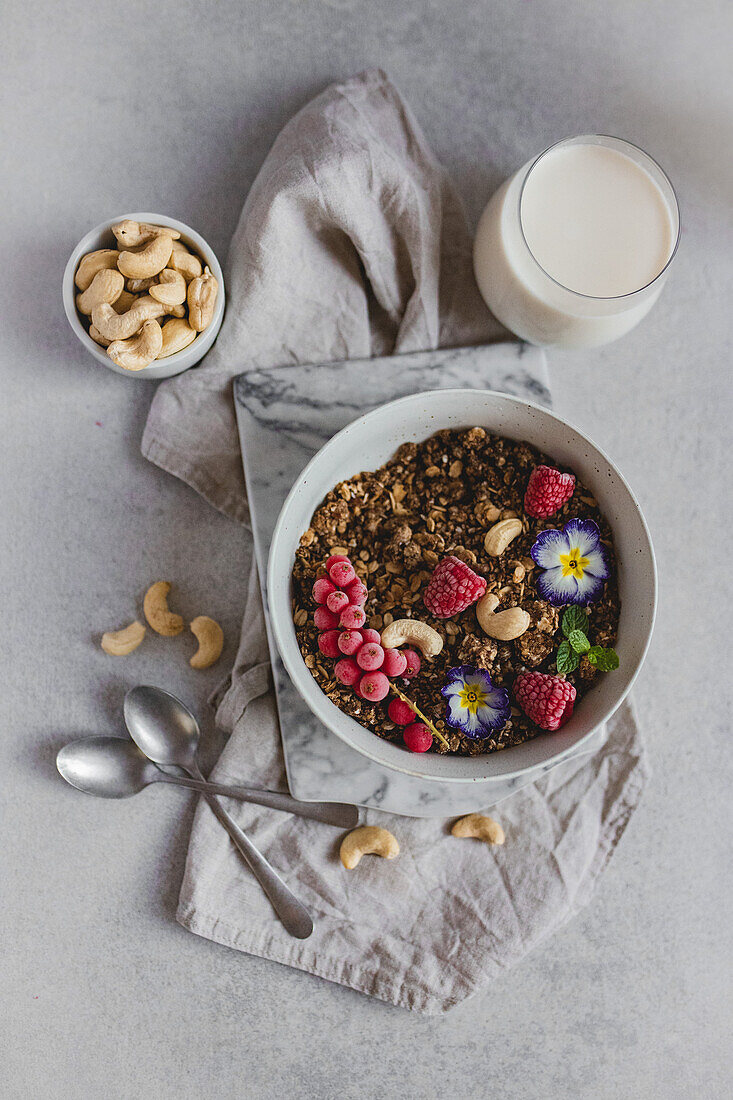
[269, 389, 656, 783]
[62, 212, 225, 379]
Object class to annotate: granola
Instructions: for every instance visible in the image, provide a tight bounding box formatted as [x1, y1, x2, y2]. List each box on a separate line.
[292, 426, 620, 755]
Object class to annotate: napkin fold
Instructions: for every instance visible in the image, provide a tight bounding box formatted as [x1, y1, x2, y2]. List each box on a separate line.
[142, 67, 504, 524]
[141, 69, 649, 1014]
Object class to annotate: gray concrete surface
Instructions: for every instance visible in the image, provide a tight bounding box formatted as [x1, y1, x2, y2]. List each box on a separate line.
[2, 1, 730, 1097]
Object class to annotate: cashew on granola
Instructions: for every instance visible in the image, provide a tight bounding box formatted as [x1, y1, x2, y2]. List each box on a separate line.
[340, 826, 400, 869]
[483, 517, 523, 557]
[107, 320, 163, 371]
[143, 581, 184, 636]
[101, 620, 146, 656]
[189, 616, 224, 669]
[476, 592, 530, 641]
[380, 618, 443, 658]
[451, 813, 505, 846]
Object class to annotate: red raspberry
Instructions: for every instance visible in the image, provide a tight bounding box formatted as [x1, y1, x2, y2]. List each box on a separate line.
[524, 465, 575, 518]
[340, 604, 366, 630]
[514, 672, 577, 731]
[402, 649, 421, 679]
[312, 577, 336, 604]
[334, 658, 361, 687]
[326, 590, 350, 614]
[361, 628, 381, 645]
[382, 648, 407, 677]
[328, 560, 356, 587]
[325, 554, 350, 571]
[318, 630, 341, 659]
[345, 579, 368, 606]
[314, 606, 339, 631]
[337, 629, 363, 656]
[359, 671, 390, 701]
[388, 698, 415, 725]
[423, 555, 487, 618]
[403, 723, 432, 753]
[356, 642, 384, 671]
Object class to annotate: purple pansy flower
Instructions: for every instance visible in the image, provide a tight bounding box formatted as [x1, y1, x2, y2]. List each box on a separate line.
[441, 665, 511, 739]
[531, 518, 611, 606]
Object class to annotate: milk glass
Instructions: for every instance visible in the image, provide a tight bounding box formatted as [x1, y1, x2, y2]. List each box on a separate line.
[473, 135, 680, 348]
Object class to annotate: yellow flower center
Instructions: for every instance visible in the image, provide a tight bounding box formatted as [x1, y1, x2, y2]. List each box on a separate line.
[559, 546, 590, 579]
[459, 685, 487, 714]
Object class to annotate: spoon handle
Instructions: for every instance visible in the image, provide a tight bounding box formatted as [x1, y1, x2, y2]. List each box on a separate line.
[189, 767, 314, 939]
[159, 773, 358, 829]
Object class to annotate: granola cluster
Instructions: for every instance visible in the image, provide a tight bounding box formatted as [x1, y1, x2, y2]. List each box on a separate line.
[292, 427, 620, 755]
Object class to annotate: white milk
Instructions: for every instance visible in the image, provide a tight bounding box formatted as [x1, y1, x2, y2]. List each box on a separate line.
[473, 136, 678, 348]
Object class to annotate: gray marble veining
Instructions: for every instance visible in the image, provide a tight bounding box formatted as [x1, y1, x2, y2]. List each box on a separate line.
[234, 342, 604, 817]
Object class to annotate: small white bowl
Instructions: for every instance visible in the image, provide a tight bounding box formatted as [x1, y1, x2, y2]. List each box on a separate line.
[62, 212, 225, 379]
[268, 389, 657, 784]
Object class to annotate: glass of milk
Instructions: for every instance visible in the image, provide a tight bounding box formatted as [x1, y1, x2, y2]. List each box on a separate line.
[473, 135, 679, 348]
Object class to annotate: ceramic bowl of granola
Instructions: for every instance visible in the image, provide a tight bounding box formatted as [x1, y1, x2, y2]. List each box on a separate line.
[268, 389, 656, 782]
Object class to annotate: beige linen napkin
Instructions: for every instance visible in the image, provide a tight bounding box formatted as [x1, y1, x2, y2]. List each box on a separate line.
[141, 69, 649, 1014]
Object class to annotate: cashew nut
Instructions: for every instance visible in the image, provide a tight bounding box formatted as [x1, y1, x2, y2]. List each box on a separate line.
[451, 813, 505, 845]
[476, 592, 530, 641]
[113, 289, 137, 313]
[75, 268, 124, 315]
[107, 319, 163, 371]
[158, 317, 197, 358]
[125, 276, 158, 293]
[168, 303, 187, 318]
[91, 295, 167, 341]
[117, 234, 174, 279]
[187, 266, 219, 331]
[484, 517, 523, 557]
[380, 618, 443, 658]
[101, 620, 146, 656]
[167, 240, 202, 282]
[339, 826, 399, 869]
[143, 581, 184, 635]
[74, 249, 120, 291]
[111, 220, 180, 248]
[149, 269, 187, 306]
[89, 324, 111, 347]
[189, 616, 224, 669]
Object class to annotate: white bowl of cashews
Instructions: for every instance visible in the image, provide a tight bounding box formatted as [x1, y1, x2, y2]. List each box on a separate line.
[268, 389, 657, 784]
[63, 212, 225, 379]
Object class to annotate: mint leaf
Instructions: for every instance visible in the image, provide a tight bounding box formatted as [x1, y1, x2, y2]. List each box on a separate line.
[596, 648, 619, 671]
[587, 646, 620, 671]
[562, 607, 588, 637]
[556, 641, 580, 674]
[568, 629, 590, 654]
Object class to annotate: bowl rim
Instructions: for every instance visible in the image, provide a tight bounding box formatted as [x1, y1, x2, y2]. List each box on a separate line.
[62, 211, 225, 375]
[268, 387, 657, 783]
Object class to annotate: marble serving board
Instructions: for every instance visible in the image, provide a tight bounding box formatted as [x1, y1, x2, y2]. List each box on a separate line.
[234, 343, 605, 818]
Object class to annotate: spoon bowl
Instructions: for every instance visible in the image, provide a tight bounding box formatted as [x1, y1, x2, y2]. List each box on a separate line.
[57, 736, 158, 798]
[124, 685, 200, 771]
[123, 684, 315, 938]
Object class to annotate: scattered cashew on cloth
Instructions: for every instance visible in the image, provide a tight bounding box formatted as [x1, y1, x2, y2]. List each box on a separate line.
[141, 69, 649, 1014]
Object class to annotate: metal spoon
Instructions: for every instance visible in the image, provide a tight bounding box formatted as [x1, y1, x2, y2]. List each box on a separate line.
[56, 736, 358, 828]
[124, 685, 314, 939]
